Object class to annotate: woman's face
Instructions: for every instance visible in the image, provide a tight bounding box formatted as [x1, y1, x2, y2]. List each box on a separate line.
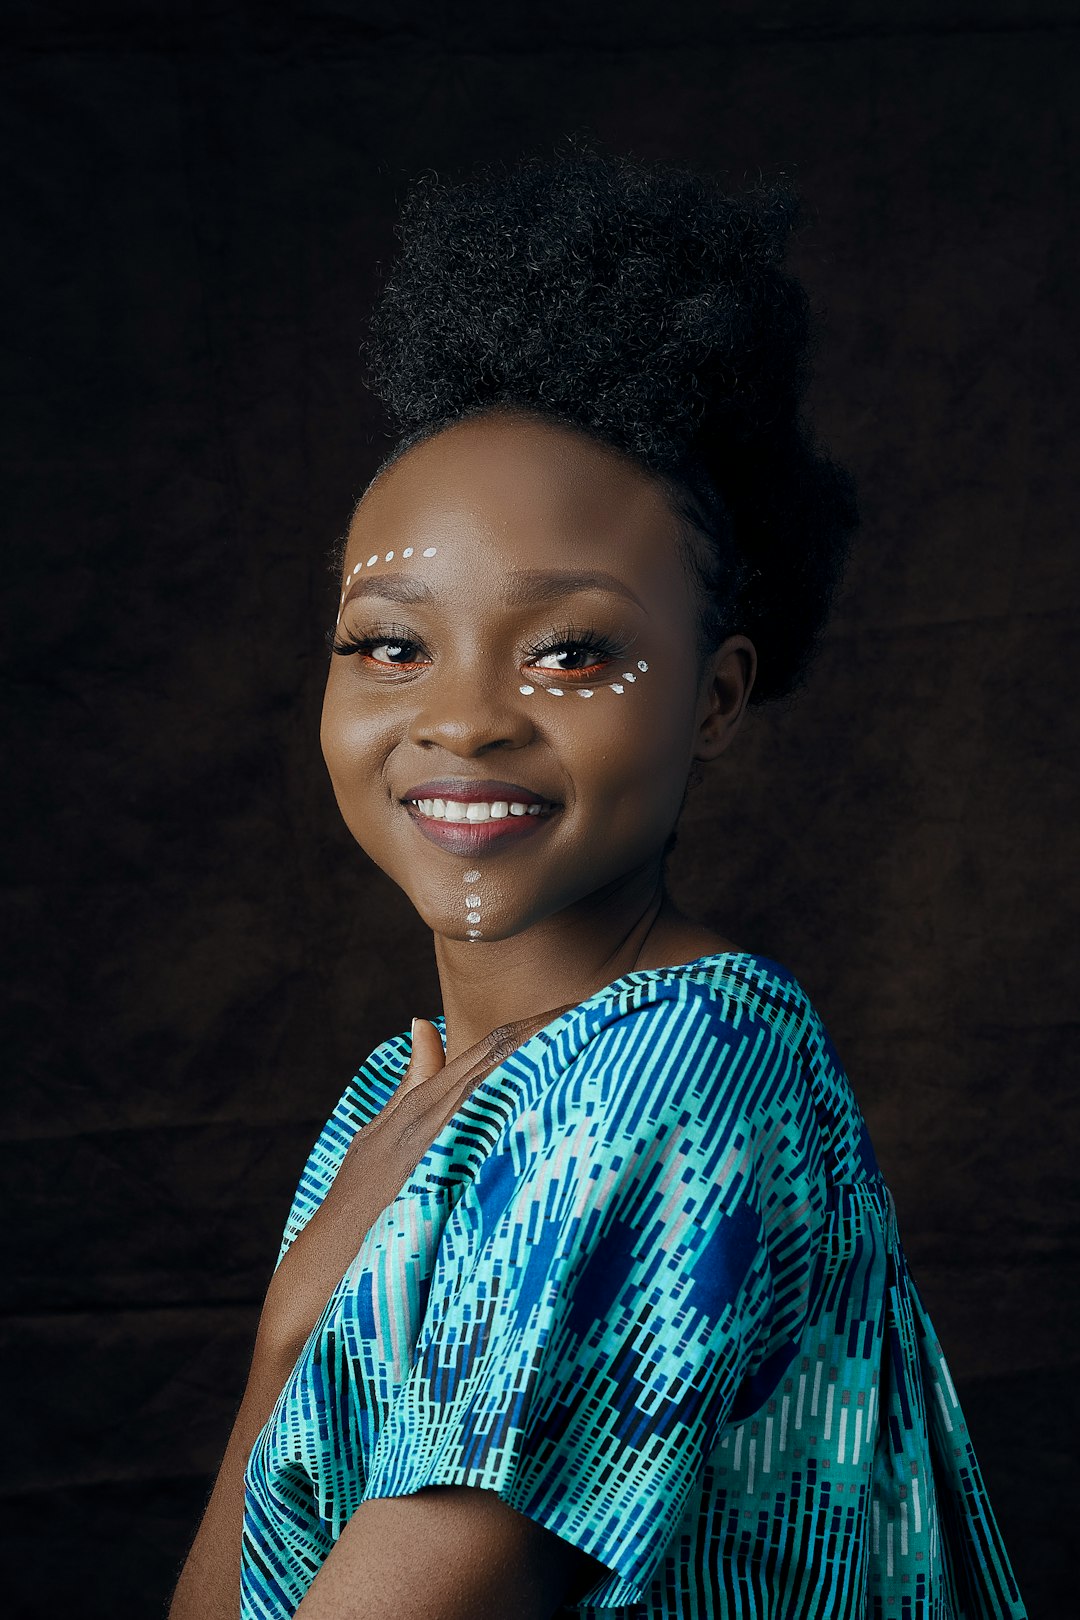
[320, 410, 755, 948]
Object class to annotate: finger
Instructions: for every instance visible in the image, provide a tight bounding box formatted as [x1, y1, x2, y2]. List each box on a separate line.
[400, 1016, 447, 1090]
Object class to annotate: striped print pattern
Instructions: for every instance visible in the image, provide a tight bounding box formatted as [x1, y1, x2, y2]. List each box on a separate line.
[240, 951, 1027, 1618]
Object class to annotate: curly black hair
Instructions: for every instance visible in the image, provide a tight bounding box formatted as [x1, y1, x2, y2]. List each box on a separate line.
[359, 136, 858, 707]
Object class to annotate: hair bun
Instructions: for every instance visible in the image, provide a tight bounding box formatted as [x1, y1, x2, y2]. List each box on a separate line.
[363, 135, 858, 705]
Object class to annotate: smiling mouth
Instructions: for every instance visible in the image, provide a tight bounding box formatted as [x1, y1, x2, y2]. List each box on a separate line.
[403, 795, 553, 823]
[401, 780, 563, 855]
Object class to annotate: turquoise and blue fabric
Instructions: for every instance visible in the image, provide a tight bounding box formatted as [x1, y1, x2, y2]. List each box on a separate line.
[241, 951, 1027, 1618]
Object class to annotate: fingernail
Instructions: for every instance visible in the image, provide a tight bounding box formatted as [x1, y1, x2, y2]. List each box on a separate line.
[411, 1017, 419, 1042]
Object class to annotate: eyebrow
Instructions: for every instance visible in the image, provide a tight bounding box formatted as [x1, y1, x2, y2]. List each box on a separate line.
[508, 568, 647, 613]
[340, 573, 429, 613]
[341, 566, 647, 614]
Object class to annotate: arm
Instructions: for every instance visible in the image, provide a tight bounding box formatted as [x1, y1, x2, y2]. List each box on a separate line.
[292, 1486, 607, 1620]
[167, 1303, 299, 1620]
[168, 1015, 552, 1619]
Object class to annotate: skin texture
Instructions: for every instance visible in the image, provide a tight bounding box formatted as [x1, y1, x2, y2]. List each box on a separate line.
[169, 407, 757, 1620]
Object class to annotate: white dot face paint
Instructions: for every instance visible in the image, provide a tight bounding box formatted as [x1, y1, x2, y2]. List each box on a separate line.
[513, 656, 651, 702]
[336, 545, 439, 625]
[462, 869, 483, 941]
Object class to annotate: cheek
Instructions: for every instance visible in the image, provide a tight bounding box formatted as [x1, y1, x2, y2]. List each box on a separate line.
[534, 661, 692, 818]
[319, 673, 386, 802]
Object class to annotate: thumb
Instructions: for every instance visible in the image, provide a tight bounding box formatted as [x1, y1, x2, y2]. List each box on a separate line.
[402, 1016, 446, 1090]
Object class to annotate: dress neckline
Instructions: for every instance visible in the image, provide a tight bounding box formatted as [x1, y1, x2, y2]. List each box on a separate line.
[425, 948, 792, 1035]
[384, 948, 797, 1196]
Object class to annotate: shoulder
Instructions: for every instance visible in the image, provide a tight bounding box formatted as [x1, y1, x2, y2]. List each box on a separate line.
[549, 954, 818, 1114]
[481, 955, 824, 1179]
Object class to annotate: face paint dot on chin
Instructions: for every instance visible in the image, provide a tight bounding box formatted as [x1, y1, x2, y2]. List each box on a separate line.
[403, 547, 414, 557]
[422, 546, 437, 557]
[466, 911, 481, 923]
[548, 688, 564, 697]
[637, 660, 649, 672]
[612, 684, 625, 693]
[578, 689, 594, 698]
[519, 685, 534, 696]
[367, 554, 378, 567]
[463, 869, 481, 882]
[467, 929, 482, 939]
[465, 893, 481, 906]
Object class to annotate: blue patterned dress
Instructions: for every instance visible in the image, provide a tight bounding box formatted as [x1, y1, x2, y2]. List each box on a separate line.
[240, 951, 1027, 1618]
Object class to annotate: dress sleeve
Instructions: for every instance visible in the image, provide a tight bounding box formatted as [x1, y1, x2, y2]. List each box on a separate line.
[359, 987, 827, 1608]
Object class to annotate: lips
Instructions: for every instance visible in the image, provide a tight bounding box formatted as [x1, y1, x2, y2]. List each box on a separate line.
[399, 778, 560, 854]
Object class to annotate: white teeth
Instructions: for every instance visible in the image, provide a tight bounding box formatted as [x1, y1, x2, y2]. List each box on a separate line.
[411, 797, 548, 822]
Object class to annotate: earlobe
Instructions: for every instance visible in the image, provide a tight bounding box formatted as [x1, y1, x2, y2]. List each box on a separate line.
[694, 707, 732, 763]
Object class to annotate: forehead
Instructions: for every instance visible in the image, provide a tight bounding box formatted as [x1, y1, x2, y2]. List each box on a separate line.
[344, 413, 684, 590]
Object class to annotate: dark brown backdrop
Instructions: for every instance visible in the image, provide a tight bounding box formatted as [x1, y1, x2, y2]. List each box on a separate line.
[4, 3, 1076, 1614]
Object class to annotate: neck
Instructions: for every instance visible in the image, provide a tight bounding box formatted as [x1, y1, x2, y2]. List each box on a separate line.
[431, 864, 717, 1061]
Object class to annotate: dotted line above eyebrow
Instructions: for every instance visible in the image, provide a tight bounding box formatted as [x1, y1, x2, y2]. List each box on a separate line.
[337, 547, 440, 620]
[351, 546, 439, 577]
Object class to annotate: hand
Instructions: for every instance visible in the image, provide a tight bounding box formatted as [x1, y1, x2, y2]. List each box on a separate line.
[255, 1005, 573, 1379]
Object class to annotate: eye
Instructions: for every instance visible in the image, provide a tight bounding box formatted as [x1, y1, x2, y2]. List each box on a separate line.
[524, 625, 624, 680]
[329, 623, 429, 666]
[367, 638, 427, 664]
[531, 644, 608, 670]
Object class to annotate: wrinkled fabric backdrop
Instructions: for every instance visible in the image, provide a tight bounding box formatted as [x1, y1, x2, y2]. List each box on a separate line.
[4, 2, 1076, 1614]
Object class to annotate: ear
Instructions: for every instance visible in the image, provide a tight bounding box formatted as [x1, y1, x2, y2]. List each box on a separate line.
[693, 635, 757, 763]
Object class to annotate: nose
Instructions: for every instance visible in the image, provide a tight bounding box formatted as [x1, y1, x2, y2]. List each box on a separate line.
[406, 658, 537, 756]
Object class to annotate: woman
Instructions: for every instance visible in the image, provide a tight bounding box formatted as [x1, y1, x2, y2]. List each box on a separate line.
[169, 141, 1027, 1619]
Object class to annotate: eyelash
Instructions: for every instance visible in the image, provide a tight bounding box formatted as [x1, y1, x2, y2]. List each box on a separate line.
[521, 615, 621, 673]
[328, 619, 626, 679]
[331, 622, 427, 667]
